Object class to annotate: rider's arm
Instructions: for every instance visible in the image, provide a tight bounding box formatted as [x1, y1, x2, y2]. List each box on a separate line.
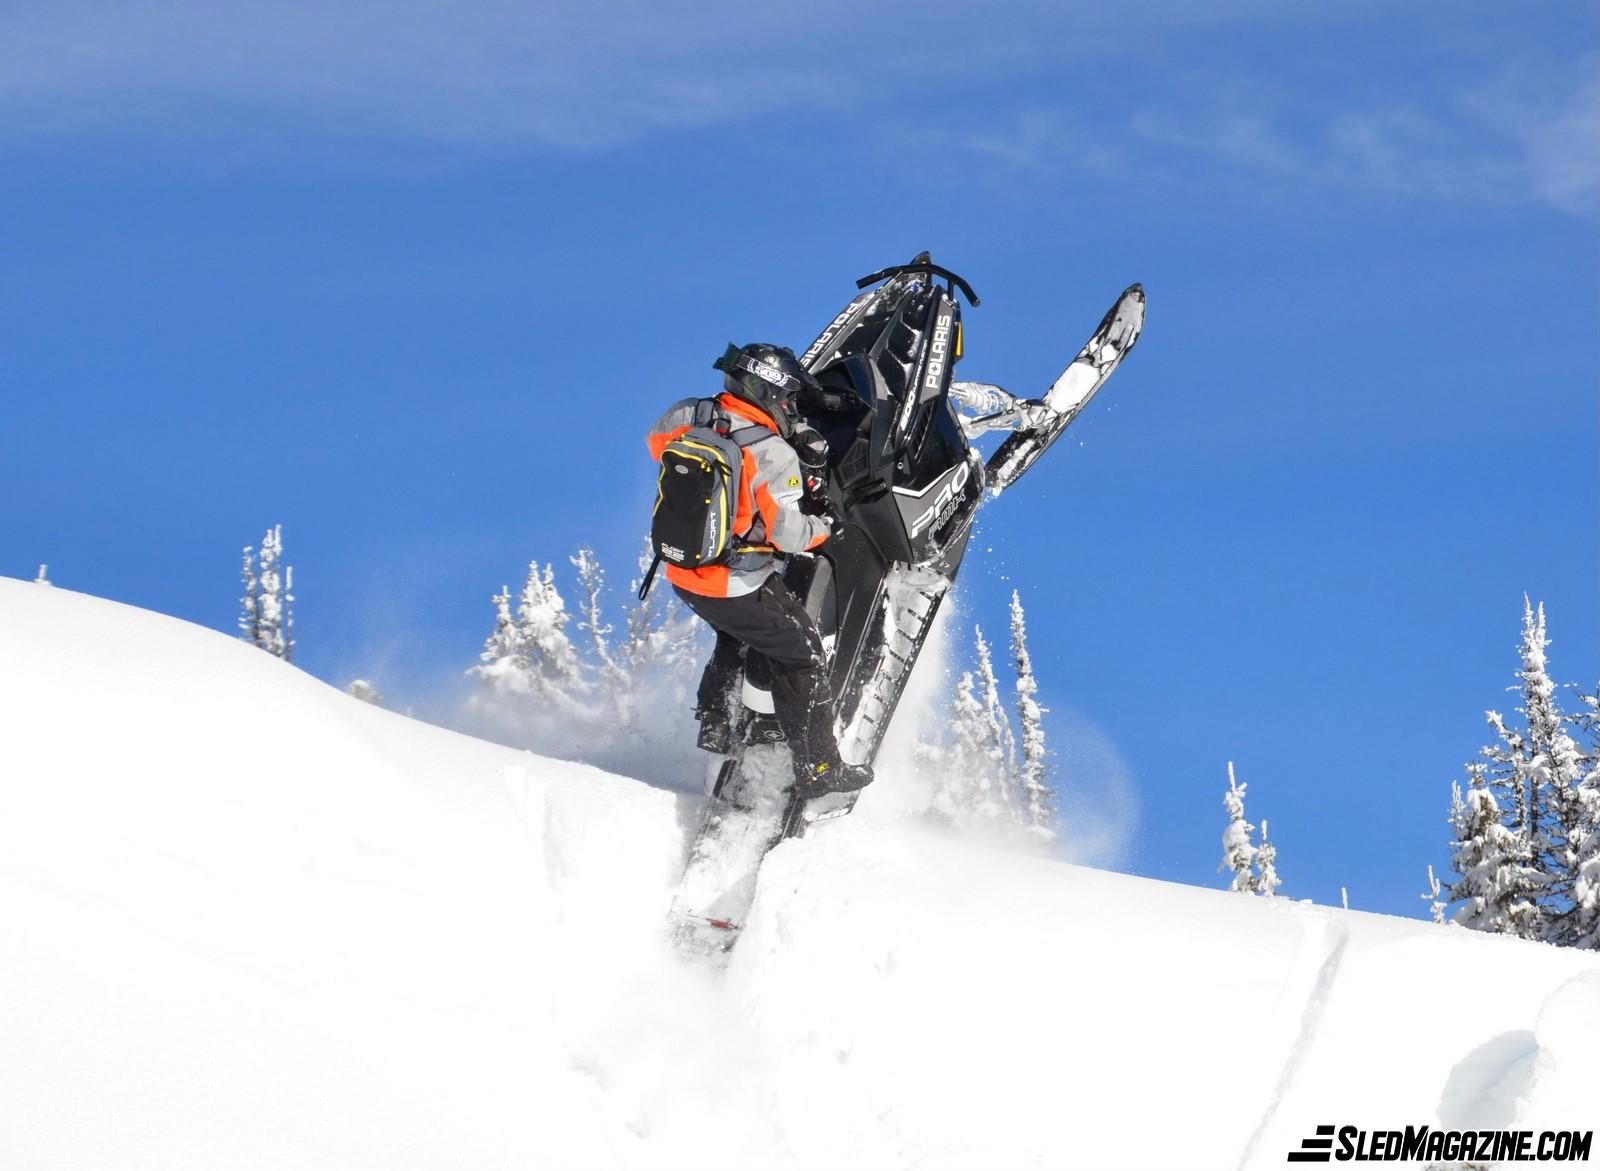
[749, 437, 830, 553]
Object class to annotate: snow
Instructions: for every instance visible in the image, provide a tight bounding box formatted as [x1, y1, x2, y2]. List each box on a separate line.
[2, 576, 1598, 1169]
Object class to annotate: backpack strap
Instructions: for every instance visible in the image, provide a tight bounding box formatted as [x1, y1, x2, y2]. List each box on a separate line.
[696, 397, 768, 449]
[636, 551, 662, 601]
[692, 397, 723, 429]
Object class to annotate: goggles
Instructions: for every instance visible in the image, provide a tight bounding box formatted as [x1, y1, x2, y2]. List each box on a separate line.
[713, 344, 810, 397]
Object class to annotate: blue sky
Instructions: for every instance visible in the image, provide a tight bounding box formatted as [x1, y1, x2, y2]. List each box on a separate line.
[3, 1, 1595, 917]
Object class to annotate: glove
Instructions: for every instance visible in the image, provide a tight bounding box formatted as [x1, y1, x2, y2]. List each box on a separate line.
[791, 424, 829, 473]
[817, 508, 846, 541]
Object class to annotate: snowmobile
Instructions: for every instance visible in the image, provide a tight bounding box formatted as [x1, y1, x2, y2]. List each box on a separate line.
[671, 253, 1144, 954]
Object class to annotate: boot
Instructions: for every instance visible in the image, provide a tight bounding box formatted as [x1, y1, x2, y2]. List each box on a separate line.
[694, 706, 733, 755]
[793, 758, 874, 797]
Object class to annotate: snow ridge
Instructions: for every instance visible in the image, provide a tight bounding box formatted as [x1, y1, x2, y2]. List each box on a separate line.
[3, 578, 1599, 1170]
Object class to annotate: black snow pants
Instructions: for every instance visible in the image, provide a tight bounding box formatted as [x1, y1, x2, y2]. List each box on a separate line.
[673, 576, 842, 775]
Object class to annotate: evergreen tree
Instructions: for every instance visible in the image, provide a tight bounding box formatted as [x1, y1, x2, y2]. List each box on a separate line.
[239, 544, 259, 645]
[930, 669, 1006, 826]
[517, 560, 582, 689]
[464, 541, 715, 775]
[239, 525, 294, 661]
[1220, 761, 1259, 894]
[1447, 766, 1538, 936]
[1009, 591, 1056, 840]
[620, 538, 699, 680]
[1464, 598, 1580, 940]
[472, 585, 524, 689]
[283, 564, 295, 663]
[1422, 865, 1446, 926]
[1566, 687, 1600, 949]
[571, 546, 626, 719]
[570, 547, 616, 675]
[973, 625, 1019, 819]
[257, 526, 287, 659]
[469, 561, 582, 701]
[346, 679, 384, 706]
[1516, 598, 1583, 929]
[1256, 817, 1282, 898]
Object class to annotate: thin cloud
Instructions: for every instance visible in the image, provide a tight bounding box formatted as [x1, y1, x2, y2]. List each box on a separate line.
[0, 0, 870, 150]
[0, 0, 1377, 156]
[3, 0, 1587, 222]
[918, 58, 1598, 217]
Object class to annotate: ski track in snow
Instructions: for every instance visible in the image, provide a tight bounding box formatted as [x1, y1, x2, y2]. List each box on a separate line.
[1235, 910, 1350, 1171]
[5, 578, 1600, 1170]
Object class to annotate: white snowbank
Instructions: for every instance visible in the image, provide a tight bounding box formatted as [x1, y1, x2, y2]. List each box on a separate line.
[1, 577, 1596, 1169]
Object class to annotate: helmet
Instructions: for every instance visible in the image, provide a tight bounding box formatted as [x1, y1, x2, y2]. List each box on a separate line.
[712, 342, 819, 437]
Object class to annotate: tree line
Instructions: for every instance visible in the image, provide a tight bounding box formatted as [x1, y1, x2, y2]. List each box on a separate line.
[1218, 596, 1600, 953]
[464, 542, 1065, 839]
[231, 526, 1600, 945]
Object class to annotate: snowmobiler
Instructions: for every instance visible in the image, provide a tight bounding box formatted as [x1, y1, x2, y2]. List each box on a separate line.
[645, 342, 873, 796]
[664, 254, 1145, 953]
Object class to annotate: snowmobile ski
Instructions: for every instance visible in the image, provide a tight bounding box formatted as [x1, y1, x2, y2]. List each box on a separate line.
[984, 283, 1145, 495]
[669, 739, 797, 955]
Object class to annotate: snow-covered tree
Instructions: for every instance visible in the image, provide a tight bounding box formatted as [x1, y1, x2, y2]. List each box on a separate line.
[1422, 865, 1446, 926]
[570, 547, 616, 674]
[619, 538, 700, 681]
[1010, 591, 1055, 841]
[1566, 687, 1600, 949]
[346, 679, 384, 706]
[1447, 766, 1538, 937]
[571, 546, 627, 719]
[239, 525, 294, 661]
[469, 561, 582, 701]
[930, 669, 1007, 826]
[239, 545, 259, 645]
[473, 585, 522, 688]
[257, 526, 291, 660]
[973, 625, 1019, 818]
[1220, 762, 1258, 894]
[1255, 817, 1282, 898]
[1452, 597, 1582, 941]
[1510, 600, 1581, 923]
[283, 564, 295, 661]
[517, 561, 581, 688]
[463, 542, 709, 780]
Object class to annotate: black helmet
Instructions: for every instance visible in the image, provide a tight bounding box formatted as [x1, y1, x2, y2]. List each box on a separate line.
[712, 342, 819, 437]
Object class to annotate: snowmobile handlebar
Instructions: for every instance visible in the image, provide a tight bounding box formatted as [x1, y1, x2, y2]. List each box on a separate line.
[855, 261, 980, 307]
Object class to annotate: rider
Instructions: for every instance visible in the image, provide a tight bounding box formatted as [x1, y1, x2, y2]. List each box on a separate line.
[646, 343, 873, 796]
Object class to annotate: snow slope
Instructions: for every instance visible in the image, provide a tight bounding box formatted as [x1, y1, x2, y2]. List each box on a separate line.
[2, 577, 1597, 1169]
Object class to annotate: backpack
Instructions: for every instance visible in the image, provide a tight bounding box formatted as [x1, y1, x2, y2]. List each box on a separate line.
[638, 401, 763, 599]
